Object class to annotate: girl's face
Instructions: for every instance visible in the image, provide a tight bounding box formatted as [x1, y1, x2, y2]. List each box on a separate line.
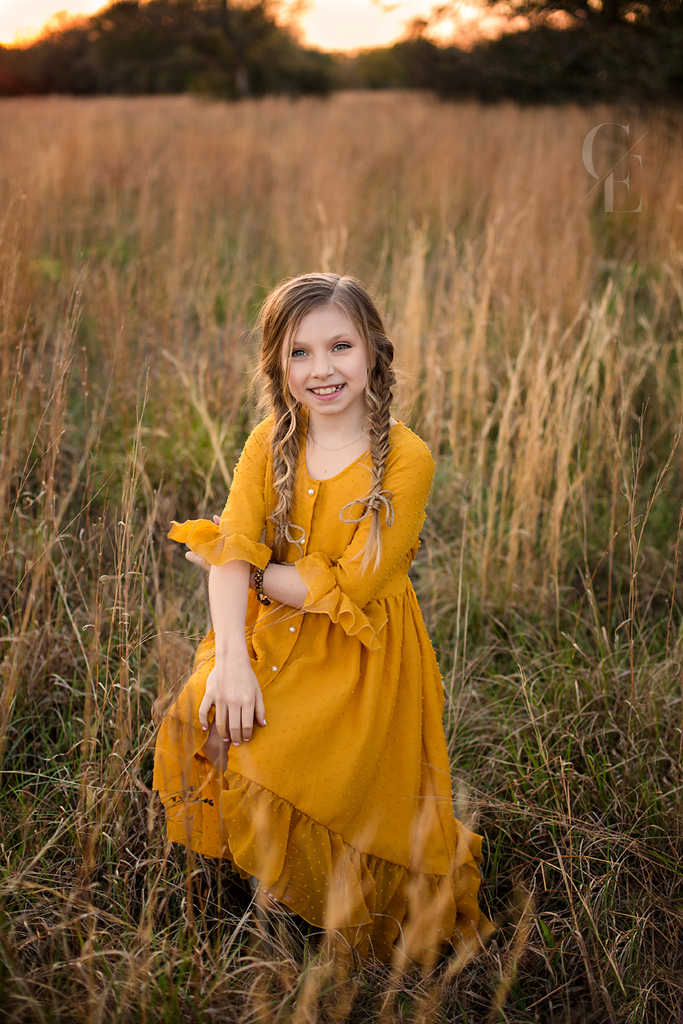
[286, 304, 370, 420]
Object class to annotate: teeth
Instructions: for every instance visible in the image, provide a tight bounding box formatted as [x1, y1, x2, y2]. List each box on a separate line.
[311, 384, 343, 395]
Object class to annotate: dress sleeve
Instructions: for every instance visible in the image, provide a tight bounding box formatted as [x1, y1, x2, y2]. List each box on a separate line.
[167, 418, 272, 569]
[294, 433, 435, 649]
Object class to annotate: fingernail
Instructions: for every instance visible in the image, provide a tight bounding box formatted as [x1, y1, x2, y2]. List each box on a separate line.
[233, 742, 240, 747]
[202, 726, 207, 731]
[263, 720, 267, 725]
[222, 738, 229, 743]
[244, 738, 250, 742]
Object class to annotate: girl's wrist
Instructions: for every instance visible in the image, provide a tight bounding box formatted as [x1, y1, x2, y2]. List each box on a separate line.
[214, 640, 250, 662]
[253, 564, 272, 605]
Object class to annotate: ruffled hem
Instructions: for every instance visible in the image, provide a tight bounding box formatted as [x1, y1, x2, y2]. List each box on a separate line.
[156, 723, 494, 965]
[295, 552, 387, 652]
[168, 518, 272, 569]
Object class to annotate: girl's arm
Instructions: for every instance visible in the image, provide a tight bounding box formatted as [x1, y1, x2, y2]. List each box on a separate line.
[198, 559, 267, 746]
[255, 563, 308, 607]
[185, 518, 309, 608]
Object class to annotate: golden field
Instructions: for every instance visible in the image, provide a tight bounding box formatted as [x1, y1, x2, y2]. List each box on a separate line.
[1, 92, 683, 1021]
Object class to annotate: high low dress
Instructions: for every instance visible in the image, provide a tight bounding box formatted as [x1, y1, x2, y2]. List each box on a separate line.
[153, 411, 493, 964]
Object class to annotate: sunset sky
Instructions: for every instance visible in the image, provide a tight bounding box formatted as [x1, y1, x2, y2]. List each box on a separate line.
[0, 0, 517, 51]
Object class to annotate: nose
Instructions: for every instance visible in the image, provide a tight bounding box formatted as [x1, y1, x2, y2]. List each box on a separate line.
[311, 350, 333, 379]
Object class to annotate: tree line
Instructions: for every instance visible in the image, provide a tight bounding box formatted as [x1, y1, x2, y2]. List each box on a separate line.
[0, 0, 681, 102]
[0, 0, 333, 98]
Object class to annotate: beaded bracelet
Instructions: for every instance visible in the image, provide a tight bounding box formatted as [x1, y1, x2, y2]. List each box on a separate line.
[253, 565, 272, 605]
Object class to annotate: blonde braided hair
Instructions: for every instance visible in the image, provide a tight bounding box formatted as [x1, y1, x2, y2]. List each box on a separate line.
[255, 273, 396, 570]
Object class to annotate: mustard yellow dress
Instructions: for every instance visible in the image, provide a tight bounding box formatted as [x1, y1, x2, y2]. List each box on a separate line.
[153, 412, 493, 964]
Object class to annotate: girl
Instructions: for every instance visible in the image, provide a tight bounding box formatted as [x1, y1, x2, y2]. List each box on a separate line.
[153, 273, 493, 965]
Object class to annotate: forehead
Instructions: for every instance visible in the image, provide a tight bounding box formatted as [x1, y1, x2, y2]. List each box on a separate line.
[292, 303, 362, 343]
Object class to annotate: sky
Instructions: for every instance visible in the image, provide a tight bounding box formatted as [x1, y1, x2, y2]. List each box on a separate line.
[0, 0, 517, 51]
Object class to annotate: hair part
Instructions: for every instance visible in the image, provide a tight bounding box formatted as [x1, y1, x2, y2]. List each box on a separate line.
[254, 272, 396, 571]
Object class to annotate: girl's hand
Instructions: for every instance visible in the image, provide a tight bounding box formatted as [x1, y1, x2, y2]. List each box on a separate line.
[185, 515, 221, 570]
[198, 656, 267, 745]
[185, 550, 210, 569]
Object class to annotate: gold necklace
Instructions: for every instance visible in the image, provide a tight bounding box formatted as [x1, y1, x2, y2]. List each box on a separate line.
[308, 430, 366, 453]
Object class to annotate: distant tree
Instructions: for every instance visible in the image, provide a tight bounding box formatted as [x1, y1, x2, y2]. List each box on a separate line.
[398, 0, 683, 35]
[352, 0, 683, 101]
[0, 0, 333, 98]
[486, 0, 683, 29]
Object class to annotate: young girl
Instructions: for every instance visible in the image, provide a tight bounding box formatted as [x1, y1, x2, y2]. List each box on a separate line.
[153, 273, 493, 965]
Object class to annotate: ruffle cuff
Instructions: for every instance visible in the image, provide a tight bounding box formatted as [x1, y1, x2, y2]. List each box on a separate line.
[295, 551, 387, 652]
[168, 519, 271, 569]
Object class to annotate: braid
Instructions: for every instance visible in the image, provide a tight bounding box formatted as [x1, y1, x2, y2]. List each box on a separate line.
[267, 385, 304, 564]
[349, 330, 396, 573]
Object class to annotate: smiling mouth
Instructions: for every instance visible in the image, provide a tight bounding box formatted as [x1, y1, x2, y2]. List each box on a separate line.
[309, 384, 345, 396]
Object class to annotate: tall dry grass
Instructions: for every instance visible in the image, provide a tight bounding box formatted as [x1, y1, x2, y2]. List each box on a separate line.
[1, 93, 683, 1022]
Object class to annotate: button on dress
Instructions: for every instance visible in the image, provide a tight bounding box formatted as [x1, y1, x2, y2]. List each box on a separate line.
[153, 413, 493, 964]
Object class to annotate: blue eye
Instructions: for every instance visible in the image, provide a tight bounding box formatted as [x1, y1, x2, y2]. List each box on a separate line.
[291, 349, 306, 358]
[333, 342, 351, 351]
